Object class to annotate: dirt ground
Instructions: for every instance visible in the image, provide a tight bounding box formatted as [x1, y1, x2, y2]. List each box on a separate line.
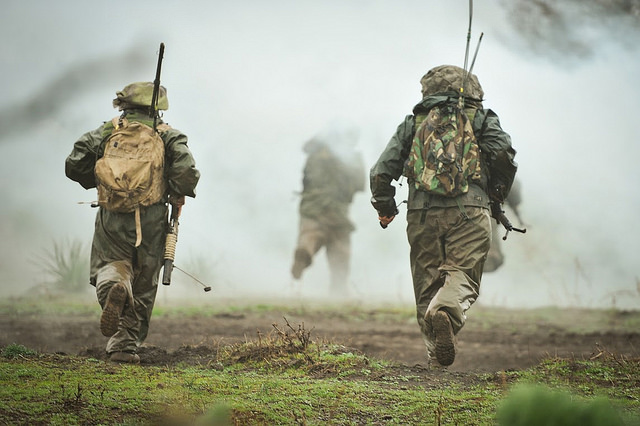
[2, 301, 639, 373]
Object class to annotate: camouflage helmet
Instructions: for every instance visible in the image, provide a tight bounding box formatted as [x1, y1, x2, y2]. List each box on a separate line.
[420, 65, 484, 100]
[112, 81, 169, 111]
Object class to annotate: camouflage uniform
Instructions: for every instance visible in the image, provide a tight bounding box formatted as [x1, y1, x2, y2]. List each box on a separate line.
[65, 82, 200, 361]
[370, 65, 517, 365]
[291, 137, 364, 295]
[484, 179, 522, 273]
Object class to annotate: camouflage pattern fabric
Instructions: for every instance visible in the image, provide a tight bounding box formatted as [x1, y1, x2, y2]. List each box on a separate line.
[405, 104, 481, 196]
[370, 95, 515, 216]
[407, 205, 491, 355]
[65, 110, 199, 355]
[370, 65, 516, 364]
[112, 81, 169, 111]
[420, 64, 484, 100]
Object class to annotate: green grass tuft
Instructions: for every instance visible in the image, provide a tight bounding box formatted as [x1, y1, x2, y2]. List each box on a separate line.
[2, 343, 37, 359]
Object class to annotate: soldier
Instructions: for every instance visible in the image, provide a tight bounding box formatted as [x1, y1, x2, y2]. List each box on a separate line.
[65, 82, 200, 363]
[370, 65, 517, 366]
[291, 125, 365, 296]
[484, 178, 522, 272]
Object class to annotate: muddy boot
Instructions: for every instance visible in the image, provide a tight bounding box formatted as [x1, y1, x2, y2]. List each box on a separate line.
[433, 310, 456, 366]
[100, 282, 127, 337]
[291, 249, 311, 279]
[109, 351, 140, 364]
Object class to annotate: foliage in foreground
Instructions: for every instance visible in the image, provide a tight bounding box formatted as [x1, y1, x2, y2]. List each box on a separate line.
[1, 328, 639, 425]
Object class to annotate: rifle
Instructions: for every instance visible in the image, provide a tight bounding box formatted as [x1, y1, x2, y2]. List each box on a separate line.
[149, 42, 165, 132]
[162, 202, 179, 285]
[491, 202, 526, 241]
[149, 42, 174, 285]
[161, 203, 212, 292]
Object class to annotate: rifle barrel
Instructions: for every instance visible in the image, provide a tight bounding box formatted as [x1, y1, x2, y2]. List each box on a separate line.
[150, 42, 165, 129]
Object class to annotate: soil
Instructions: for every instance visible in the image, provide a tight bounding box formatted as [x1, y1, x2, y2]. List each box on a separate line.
[2, 302, 639, 374]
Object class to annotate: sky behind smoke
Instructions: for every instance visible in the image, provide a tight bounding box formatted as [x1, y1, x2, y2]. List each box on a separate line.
[1, 0, 639, 309]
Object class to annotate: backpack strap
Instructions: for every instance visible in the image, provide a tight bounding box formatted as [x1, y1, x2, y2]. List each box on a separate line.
[134, 206, 142, 247]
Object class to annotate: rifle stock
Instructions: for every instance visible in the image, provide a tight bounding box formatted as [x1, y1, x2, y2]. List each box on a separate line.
[162, 204, 180, 285]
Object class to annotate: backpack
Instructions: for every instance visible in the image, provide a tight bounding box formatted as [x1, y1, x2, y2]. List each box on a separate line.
[95, 116, 167, 213]
[404, 102, 482, 197]
[94, 116, 169, 247]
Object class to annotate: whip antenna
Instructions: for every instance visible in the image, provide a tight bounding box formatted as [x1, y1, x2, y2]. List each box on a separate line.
[460, 0, 474, 107]
[468, 32, 484, 76]
[461, 0, 483, 102]
[462, 0, 473, 76]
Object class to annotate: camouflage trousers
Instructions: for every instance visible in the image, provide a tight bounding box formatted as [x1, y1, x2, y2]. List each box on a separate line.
[90, 203, 167, 354]
[293, 216, 351, 294]
[406, 206, 491, 356]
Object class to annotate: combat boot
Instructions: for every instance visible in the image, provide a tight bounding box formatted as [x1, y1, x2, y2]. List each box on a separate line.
[291, 249, 311, 279]
[100, 282, 127, 337]
[109, 351, 140, 364]
[433, 310, 456, 366]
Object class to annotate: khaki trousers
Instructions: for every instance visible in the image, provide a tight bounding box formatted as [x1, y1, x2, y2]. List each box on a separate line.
[406, 206, 491, 355]
[294, 216, 351, 293]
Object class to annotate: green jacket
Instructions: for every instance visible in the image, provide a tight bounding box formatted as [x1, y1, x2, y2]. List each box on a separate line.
[66, 111, 200, 286]
[299, 141, 364, 230]
[370, 94, 516, 216]
[65, 111, 200, 199]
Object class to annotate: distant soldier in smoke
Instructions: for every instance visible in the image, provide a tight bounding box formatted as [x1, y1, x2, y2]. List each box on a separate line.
[370, 65, 518, 367]
[65, 82, 200, 363]
[291, 123, 365, 296]
[484, 178, 523, 272]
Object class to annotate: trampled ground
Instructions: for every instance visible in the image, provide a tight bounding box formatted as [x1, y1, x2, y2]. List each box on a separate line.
[2, 297, 639, 374]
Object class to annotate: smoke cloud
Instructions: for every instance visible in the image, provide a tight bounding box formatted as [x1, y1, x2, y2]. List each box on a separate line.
[1, 0, 638, 310]
[498, 0, 640, 61]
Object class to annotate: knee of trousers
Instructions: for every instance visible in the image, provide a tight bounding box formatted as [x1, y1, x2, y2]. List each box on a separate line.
[95, 261, 134, 305]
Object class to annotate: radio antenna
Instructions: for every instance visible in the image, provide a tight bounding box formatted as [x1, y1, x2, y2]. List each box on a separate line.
[468, 32, 484, 76]
[462, 0, 473, 76]
[460, 0, 483, 104]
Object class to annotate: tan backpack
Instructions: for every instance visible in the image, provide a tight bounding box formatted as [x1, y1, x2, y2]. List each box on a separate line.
[95, 116, 168, 245]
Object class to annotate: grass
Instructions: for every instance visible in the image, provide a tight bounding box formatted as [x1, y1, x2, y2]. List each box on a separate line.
[1, 297, 639, 425]
[0, 342, 501, 425]
[1, 327, 639, 425]
[1, 346, 638, 425]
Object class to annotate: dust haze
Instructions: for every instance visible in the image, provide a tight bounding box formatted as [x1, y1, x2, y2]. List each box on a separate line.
[1, 0, 639, 310]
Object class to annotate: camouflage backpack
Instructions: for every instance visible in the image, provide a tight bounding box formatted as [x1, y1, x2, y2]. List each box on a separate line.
[405, 102, 482, 197]
[95, 116, 167, 213]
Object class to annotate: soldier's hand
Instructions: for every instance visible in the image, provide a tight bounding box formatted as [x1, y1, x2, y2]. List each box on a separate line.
[379, 215, 395, 229]
[169, 194, 185, 216]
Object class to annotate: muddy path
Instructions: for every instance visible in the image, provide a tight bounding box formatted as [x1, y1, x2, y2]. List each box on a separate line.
[2, 304, 639, 373]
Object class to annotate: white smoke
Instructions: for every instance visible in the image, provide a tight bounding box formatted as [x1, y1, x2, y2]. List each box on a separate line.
[0, 0, 638, 310]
